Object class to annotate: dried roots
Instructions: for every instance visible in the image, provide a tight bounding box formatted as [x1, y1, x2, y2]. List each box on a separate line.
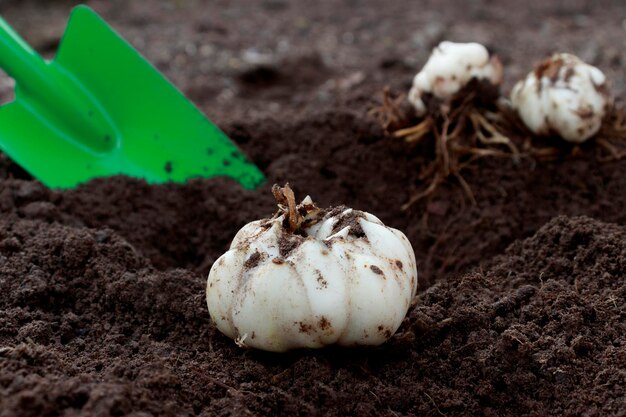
[371, 89, 520, 210]
[368, 87, 411, 133]
[370, 88, 626, 210]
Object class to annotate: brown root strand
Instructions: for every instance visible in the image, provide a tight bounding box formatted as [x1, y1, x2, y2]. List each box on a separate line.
[368, 88, 409, 132]
[401, 172, 444, 211]
[432, 117, 451, 178]
[469, 111, 520, 160]
[521, 137, 563, 161]
[454, 173, 476, 206]
[451, 145, 513, 159]
[596, 138, 626, 162]
[394, 118, 433, 143]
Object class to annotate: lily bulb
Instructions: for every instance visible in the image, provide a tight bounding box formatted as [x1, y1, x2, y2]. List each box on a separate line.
[206, 185, 418, 352]
[408, 41, 503, 116]
[511, 53, 612, 143]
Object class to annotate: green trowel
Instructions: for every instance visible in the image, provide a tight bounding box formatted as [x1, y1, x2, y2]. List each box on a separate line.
[0, 5, 264, 189]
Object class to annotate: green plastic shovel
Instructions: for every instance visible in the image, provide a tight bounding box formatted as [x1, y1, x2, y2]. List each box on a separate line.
[0, 5, 264, 189]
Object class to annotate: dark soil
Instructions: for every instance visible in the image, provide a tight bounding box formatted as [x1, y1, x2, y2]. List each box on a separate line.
[1, 1, 626, 416]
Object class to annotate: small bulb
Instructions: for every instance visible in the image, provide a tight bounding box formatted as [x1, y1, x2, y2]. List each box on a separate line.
[408, 41, 503, 116]
[511, 53, 612, 143]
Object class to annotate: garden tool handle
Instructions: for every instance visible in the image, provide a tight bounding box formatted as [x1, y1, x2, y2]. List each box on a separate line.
[0, 16, 52, 95]
[0, 15, 116, 152]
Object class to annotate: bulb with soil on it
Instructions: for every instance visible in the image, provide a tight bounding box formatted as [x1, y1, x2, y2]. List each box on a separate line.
[206, 184, 418, 352]
[511, 53, 626, 161]
[369, 41, 520, 209]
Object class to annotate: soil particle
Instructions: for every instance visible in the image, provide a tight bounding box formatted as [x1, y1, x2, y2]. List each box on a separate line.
[316, 270, 329, 289]
[535, 54, 566, 84]
[298, 322, 314, 334]
[370, 265, 384, 275]
[330, 208, 366, 238]
[318, 316, 331, 331]
[244, 250, 262, 269]
[377, 326, 393, 339]
[278, 232, 304, 257]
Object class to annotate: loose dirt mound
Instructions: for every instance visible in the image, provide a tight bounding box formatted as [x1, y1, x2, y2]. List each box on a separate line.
[1, 213, 624, 416]
[407, 215, 626, 416]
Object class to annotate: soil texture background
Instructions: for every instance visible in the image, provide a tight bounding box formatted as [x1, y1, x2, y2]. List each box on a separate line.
[0, 1, 625, 416]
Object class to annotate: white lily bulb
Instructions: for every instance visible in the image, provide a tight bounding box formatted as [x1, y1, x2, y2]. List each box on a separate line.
[206, 191, 418, 352]
[408, 41, 503, 116]
[511, 53, 612, 143]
